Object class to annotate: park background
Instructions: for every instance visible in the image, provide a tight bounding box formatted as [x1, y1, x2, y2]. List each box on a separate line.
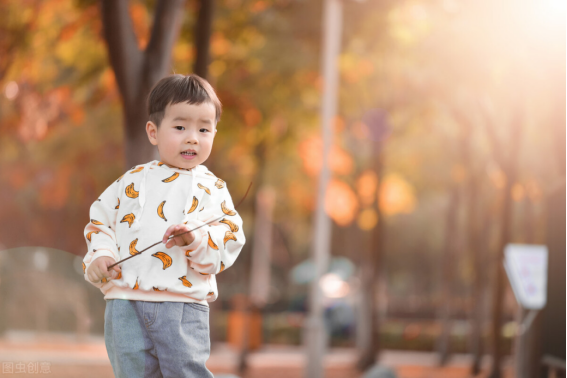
[0, 0, 564, 377]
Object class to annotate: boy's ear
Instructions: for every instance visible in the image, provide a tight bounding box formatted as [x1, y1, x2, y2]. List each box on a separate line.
[146, 121, 158, 146]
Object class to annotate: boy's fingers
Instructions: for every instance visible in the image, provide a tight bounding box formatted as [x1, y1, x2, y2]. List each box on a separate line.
[162, 224, 177, 243]
[165, 225, 182, 248]
[181, 231, 194, 245]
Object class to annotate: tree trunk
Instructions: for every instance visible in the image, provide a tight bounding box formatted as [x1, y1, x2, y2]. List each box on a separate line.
[193, 0, 214, 79]
[436, 183, 459, 365]
[488, 112, 523, 378]
[469, 180, 488, 375]
[357, 151, 384, 370]
[100, 0, 186, 169]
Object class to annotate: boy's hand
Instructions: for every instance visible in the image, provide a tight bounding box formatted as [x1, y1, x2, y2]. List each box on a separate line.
[86, 256, 121, 282]
[162, 224, 196, 248]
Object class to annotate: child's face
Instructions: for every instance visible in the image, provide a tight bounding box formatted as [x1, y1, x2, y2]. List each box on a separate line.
[146, 101, 217, 169]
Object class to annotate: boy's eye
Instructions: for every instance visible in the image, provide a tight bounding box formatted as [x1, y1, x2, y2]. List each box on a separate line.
[199, 128, 209, 133]
[175, 126, 185, 131]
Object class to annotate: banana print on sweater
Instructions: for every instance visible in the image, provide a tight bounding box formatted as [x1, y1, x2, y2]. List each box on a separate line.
[157, 201, 167, 221]
[82, 160, 245, 302]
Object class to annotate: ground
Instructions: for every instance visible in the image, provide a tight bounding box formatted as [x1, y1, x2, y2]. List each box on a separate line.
[0, 331, 513, 378]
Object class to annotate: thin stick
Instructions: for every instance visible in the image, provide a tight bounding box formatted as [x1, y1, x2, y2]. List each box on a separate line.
[107, 182, 252, 271]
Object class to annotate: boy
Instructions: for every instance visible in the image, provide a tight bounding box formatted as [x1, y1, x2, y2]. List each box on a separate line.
[82, 74, 245, 378]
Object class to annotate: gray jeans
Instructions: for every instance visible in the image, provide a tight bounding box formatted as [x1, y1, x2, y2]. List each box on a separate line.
[104, 299, 214, 378]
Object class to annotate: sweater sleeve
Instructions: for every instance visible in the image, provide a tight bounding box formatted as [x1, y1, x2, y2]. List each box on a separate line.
[182, 183, 246, 275]
[83, 177, 122, 287]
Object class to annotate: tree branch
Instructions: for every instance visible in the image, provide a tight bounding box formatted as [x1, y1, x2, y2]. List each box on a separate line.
[145, 0, 186, 82]
[100, 0, 143, 107]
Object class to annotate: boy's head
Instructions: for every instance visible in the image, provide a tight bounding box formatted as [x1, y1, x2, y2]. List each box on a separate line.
[146, 74, 222, 170]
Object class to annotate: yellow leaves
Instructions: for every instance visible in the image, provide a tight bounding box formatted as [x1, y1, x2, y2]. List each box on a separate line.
[357, 208, 378, 230]
[387, 3, 431, 46]
[0, 138, 20, 163]
[209, 60, 227, 78]
[322, 173, 416, 228]
[173, 42, 194, 63]
[379, 173, 417, 216]
[324, 179, 359, 226]
[211, 32, 231, 56]
[339, 54, 375, 84]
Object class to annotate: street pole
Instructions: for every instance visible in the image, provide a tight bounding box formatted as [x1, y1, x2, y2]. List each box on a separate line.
[304, 0, 342, 377]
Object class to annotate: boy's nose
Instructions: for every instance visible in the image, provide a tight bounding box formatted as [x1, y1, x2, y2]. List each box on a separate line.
[185, 132, 198, 144]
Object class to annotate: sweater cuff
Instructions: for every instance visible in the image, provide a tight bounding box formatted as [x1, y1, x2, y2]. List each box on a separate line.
[91, 249, 118, 263]
[85, 249, 117, 284]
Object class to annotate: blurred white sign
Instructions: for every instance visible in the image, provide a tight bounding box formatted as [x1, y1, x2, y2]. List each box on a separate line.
[504, 244, 548, 310]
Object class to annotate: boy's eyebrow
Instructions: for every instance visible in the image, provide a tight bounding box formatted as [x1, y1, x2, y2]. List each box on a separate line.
[172, 116, 213, 124]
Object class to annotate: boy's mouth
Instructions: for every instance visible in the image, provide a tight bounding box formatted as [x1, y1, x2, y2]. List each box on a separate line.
[181, 149, 197, 159]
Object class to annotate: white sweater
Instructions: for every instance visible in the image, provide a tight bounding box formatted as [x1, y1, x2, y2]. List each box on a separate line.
[82, 160, 246, 305]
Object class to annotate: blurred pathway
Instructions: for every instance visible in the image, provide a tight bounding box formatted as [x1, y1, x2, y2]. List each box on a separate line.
[0, 331, 512, 378]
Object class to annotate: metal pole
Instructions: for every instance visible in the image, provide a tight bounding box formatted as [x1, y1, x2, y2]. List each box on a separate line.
[304, 0, 342, 377]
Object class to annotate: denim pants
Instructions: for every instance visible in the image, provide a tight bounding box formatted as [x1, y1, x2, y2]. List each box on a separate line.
[104, 299, 214, 378]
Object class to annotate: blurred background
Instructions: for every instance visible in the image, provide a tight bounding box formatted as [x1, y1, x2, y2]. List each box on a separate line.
[0, 0, 564, 377]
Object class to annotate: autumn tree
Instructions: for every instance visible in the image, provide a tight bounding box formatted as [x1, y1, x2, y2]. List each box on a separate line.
[100, 0, 185, 168]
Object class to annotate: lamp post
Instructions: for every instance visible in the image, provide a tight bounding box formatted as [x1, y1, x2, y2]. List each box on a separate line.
[303, 0, 343, 377]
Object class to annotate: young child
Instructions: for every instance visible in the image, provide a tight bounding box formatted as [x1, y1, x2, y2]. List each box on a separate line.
[82, 74, 245, 378]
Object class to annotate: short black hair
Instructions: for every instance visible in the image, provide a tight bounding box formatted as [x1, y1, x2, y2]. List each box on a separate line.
[147, 74, 222, 127]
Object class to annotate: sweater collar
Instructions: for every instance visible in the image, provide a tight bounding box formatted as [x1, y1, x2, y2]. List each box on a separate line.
[149, 160, 211, 177]
[133, 160, 212, 227]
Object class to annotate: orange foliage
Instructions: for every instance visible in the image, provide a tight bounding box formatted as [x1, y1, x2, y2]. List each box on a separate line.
[525, 180, 543, 202]
[351, 121, 370, 140]
[244, 108, 262, 127]
[129, 3, 150, 49]
[211, 33, 231, 56]
[357, 208, 378, 230]
[379, 173, 417, 216]
[488, 164, 506, 189]
[356, 170, 378, 206]
[512, 184, 525, 202]
[251, 0, 268, 13]
[38, 166, 73, 210]
[18, 88, 69, 141]
[324, 179, 359, 226]
[6, 168, 29, 190]
[298, 136, 354, 176]
[287, 178, 315, 212]
[333, 116, 345, 133]
[100, 68, 117, 93]
[451, 163, 466, 183]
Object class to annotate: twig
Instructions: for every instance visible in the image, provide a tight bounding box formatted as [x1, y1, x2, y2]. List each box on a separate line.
[107, 182, 252, 270]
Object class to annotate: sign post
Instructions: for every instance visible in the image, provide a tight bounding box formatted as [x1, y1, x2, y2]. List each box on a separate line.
[503, 243, 548, 378]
